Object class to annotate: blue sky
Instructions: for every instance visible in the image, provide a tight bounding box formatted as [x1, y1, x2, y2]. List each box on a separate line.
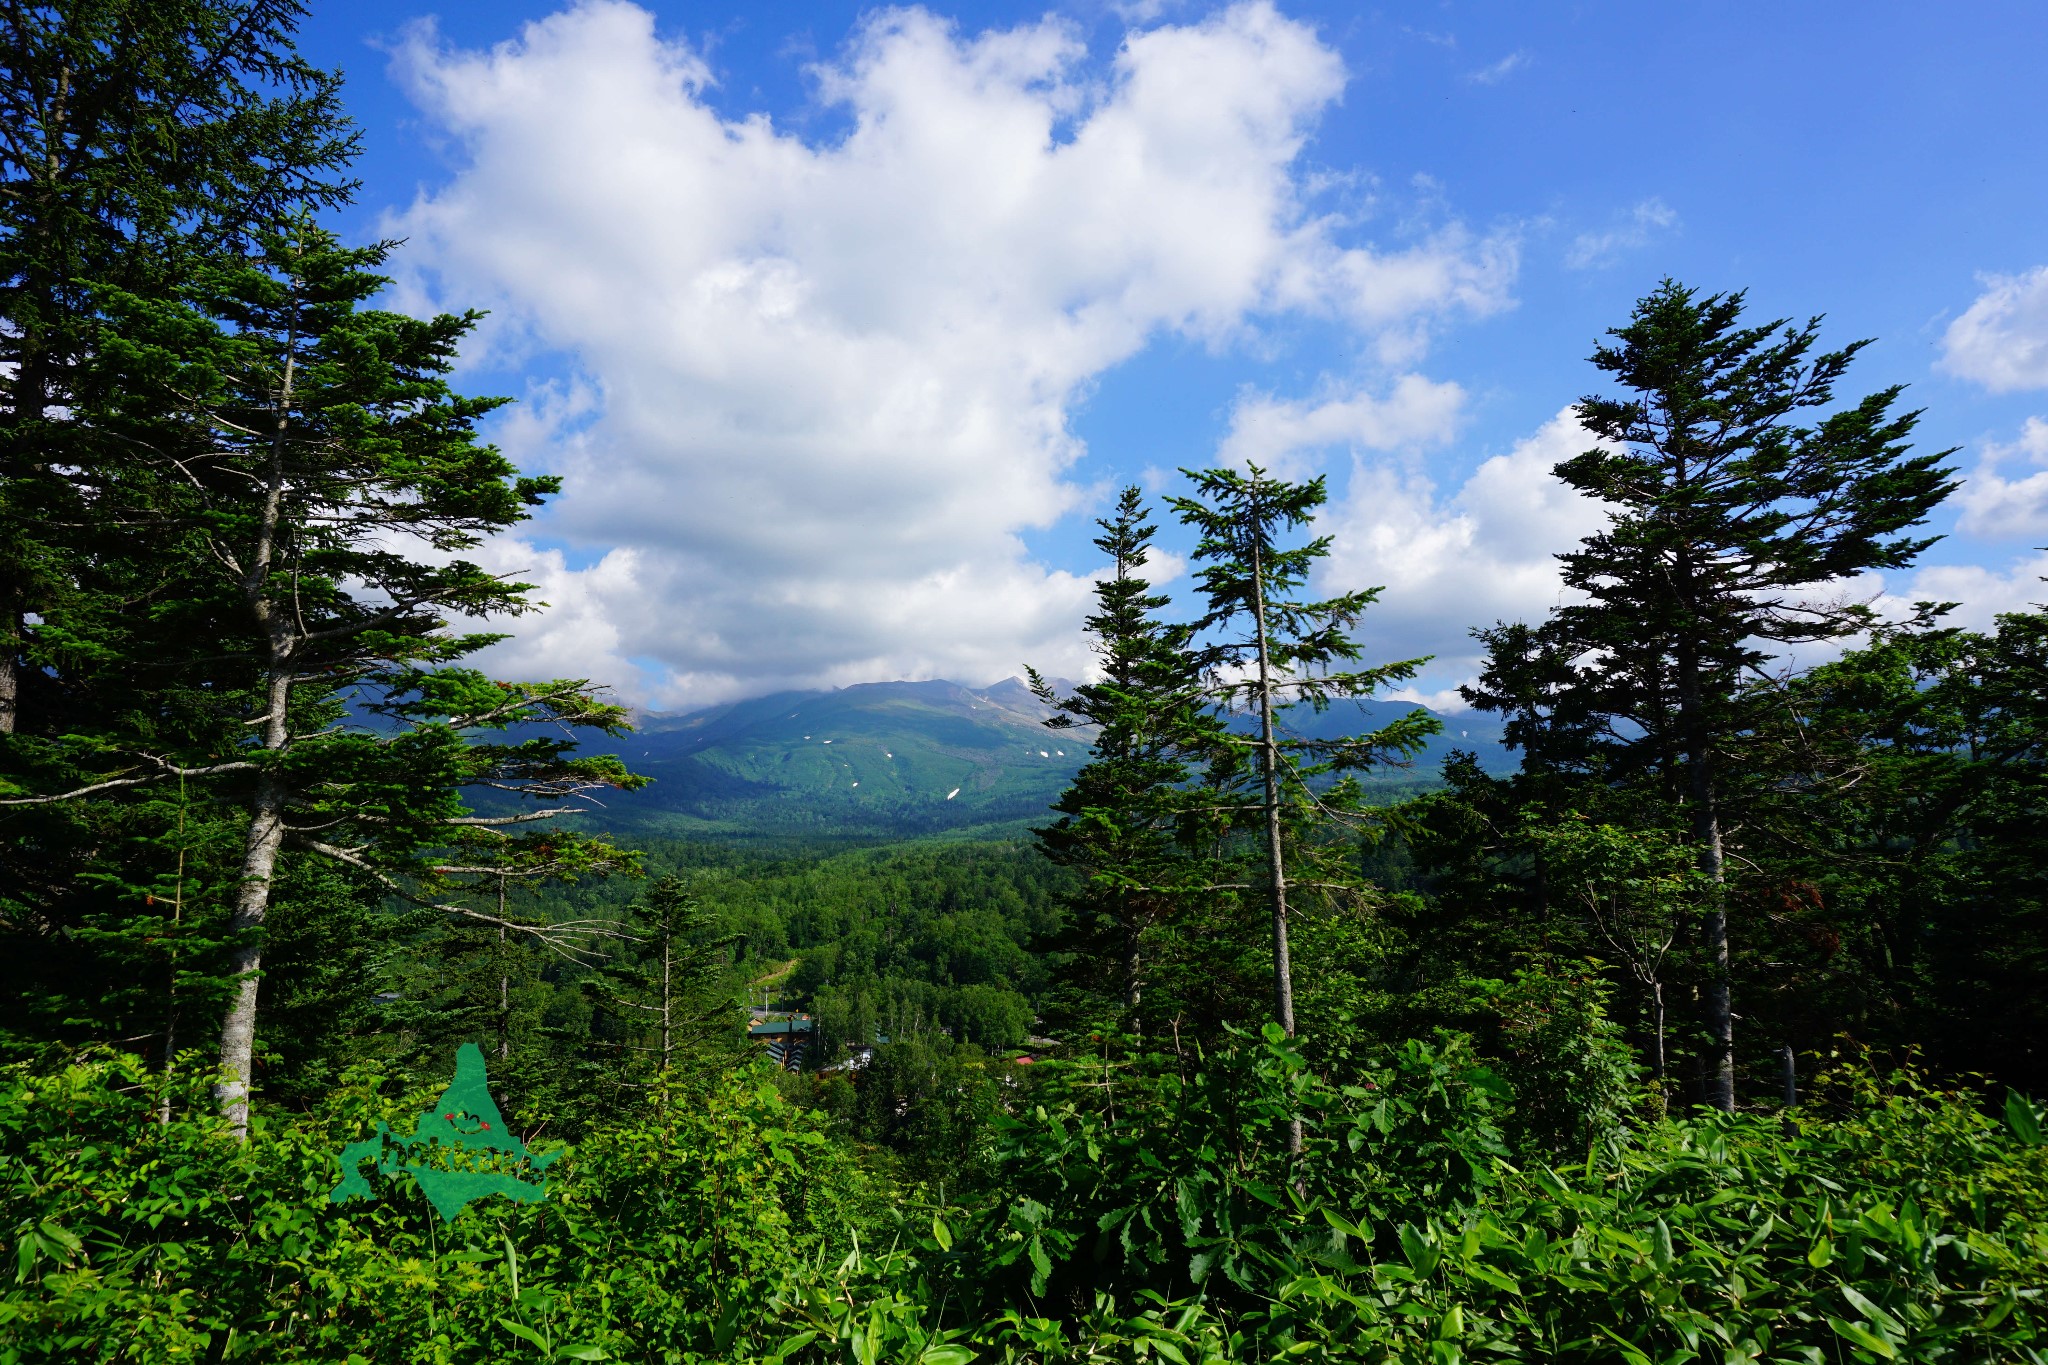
[294, 1, 2048, 711]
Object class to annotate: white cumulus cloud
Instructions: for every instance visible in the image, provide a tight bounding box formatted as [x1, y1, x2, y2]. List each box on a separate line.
[1218, 373, 1466, 478]
[1886, 552, 2048, 632]
[1313, 407, 1611, 706]
[1956, 417, 2048, 539]
[386, 0, 1515, 708]
[1940, 266, 2048, 392]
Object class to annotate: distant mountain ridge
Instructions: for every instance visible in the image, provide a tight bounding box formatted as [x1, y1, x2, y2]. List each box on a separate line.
[578, 677, 1513, 838]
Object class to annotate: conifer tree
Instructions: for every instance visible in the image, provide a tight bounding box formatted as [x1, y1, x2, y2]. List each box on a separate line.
[2, 224, 645, 1133]
[584, 876, 744, 1085]
[0, 0, 357, 737]
[1169, 466, 1438, 1062]
[1, 1, 362, 1070]
[1466, 281, 1956, 1109]
[1029, 488, 1220, 1027]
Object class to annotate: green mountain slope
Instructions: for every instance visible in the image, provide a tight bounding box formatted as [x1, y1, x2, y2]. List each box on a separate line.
[580, 678, 1514, 839]
[595, 678, 1090, 836]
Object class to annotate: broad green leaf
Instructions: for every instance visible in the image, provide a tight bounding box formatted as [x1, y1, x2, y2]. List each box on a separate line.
[772, 1330, 820, 1361]
[1463, 1262, 1520, 1294]
[35, 1222, 80, 1254]
[2004, 1090, 2042, 1145]
[498, 1318, 548, 1350]
[931, 1215, 953, 1252]
[557, 1348, 610, 1362]
[1400, 1224, 1440, 1278]
[1027, 1235, 1053, 1297]
[1840, 1286, 1905, 1335]
[1828, 1317, 1897, 1360]
[1595, 1325, 1653, 1365]
[1651, 1219, 1674, 1274]
[1320, 1207, 1366, 1240]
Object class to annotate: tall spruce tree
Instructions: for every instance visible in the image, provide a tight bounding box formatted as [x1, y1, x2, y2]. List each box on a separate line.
[2, 224, 644, 1134]
[1, 2, 363, 1073]
[0, 0, 357, 738]
[1168, 466, 1438, 1072]
[583, 877, 745, 1088]
[1029, 488, 1220, 1028]
[1465, 281, 1956, 1110]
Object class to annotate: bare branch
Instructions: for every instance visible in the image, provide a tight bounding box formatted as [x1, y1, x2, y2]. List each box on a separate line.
[0, 758, 259, 805]
[305, 840, 636, 964]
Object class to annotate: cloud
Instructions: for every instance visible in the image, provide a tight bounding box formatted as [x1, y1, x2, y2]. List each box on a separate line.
[1218, 374, 1466, 478]
[1939, 266, 2048, 392]
[1883, 551, 2048, 632]
[1565, 198, 1678, 271]
[1465, 51, 1528, 85]
[1955, 417, 2048, 538]
[1287, 402, 2048, 711]
[387, 0, 1514, 708]
[1313, 407, 1610, 706]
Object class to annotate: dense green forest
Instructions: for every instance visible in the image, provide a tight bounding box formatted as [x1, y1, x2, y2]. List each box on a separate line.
[4, 3, 2047, 1361]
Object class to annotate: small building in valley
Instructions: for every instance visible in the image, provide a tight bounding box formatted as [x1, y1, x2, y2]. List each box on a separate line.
[747, 1014, 813, 1070]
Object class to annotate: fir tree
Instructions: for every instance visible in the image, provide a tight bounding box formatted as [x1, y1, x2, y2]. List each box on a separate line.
[1169, 464, 1439, 1050]
[1029, 487, 1219, 1029]
[0, 0, 359, 1076]
[0, 0, 357, 737]
[584, 876, 745, 1087]
[3, 224, 645, 1133]
[1466, 281, 1957, 1109]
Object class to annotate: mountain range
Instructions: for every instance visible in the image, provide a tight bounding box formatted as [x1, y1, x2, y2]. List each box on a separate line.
[576, 678, 1514, 839]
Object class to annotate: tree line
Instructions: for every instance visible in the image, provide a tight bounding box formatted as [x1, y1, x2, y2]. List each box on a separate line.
[1025, 279, 2048, 1116]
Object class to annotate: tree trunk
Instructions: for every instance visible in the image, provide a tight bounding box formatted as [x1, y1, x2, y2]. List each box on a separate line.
[216, 763, 287, 1137]
[1650, 979, 1667, 1085]
[214, 315, 298, 1137]
[1248, 539, 1301, 1155]
[498, 931, 511, 1060]
[1250, 558, 1294, 1036]
[496, 875, 511, 1060]
[0, 596, 19, 736]
[1123, 915, 1143, 1024]
[159, 840, 187, 1126]
[660, 931, 673, 1074]
[1678, 640, 1735, 1113]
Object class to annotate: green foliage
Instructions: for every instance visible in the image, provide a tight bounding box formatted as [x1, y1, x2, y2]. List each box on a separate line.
[0, 1049, 897, 1363]
[1029, 487, 1222, 1033]
[945, 1034, 2047, 1362]
[5, 74, 2046, 1363]
[1489, 961, 1642, 1155]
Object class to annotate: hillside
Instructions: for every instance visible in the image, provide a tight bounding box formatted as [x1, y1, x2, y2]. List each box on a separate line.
[578, 677, 1513, 838]
[584, 677, 1090, 836]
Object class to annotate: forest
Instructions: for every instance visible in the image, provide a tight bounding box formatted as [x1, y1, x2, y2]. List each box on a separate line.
[3, 3, 2046, 1362]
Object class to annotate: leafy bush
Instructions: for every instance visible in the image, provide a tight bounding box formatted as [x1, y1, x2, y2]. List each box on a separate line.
[0, 1051, 900, 1363]
[1490, 959, 1643, 1157]
[948, 1031, 2048, 1362]
[3, 1042, 2043, 1363]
